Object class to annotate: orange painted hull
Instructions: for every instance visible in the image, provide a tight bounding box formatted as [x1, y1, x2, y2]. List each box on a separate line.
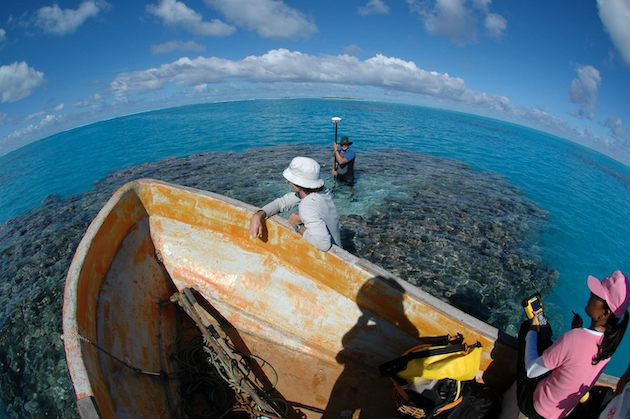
[63, 179, 523, 417]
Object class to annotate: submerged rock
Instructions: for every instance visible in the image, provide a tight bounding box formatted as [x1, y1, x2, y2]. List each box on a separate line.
[0, 146, 557, 417]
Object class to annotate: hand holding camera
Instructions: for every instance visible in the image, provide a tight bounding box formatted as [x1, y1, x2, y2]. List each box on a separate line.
[522, 292, 547, 330]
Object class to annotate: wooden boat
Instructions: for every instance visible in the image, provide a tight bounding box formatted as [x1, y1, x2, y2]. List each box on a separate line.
[62, 179, 612, 417]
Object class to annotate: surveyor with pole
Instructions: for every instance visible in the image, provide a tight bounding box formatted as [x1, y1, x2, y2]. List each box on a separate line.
[331, 116, 341, 177]
[330, 116, 356, 186]
[333, 136, 356, 186]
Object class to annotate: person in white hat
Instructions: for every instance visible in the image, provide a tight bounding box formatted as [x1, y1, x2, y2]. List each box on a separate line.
[249, 156, 341, 251]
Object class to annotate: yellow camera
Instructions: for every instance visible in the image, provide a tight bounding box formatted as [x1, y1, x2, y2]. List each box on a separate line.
[522, 292, 544, 320]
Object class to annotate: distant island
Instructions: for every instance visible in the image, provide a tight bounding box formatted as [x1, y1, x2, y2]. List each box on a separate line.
[320, 96, 363, 101]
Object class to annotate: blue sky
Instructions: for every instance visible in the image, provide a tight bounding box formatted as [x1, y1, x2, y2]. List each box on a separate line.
[1, 0, 629, 165]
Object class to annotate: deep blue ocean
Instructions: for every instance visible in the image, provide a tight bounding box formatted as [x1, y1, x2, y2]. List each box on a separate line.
[1, 98, 628, 375]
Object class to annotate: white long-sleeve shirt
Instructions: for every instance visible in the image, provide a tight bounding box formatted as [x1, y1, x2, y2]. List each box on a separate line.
[525, 330, 550, 378]
[262, 190, 341, 251]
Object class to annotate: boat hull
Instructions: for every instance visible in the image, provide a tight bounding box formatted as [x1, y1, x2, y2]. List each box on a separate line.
[63, 179, 521, 417]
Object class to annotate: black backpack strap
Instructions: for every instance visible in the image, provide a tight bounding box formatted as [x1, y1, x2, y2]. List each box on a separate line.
[379, 343, 467, 377]
[418, 333, 464, 346]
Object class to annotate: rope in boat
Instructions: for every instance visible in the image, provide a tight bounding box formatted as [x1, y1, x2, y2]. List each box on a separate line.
[173, 322, 295, 418]
[170, 288, 297, 418]
[77, 334, 164, 377]
[77, 331, 291, 418]
[75, 288, 302, 418]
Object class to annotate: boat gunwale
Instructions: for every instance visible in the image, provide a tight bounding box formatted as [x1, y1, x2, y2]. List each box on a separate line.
[62, 181, 136, 401]
[141, 179, 512, 341]
[62, 178, 618, 409]
[62, 179, 514, 398]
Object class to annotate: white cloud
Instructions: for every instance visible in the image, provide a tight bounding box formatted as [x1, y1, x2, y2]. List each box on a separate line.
[605, 116, 623, 138]
[35, 1, 107, 36]
[109, 49, 630, 162]
[597, 0, 630, 65]
[110, 49, 513, 113]
[151, 40, 206, 54]
[54, 103, 64, 111]
[205, 0, 317, 38]
[0, 62, 45, 103]
[7, 114, 62, 141]
[409, 0, 478, 45]
[73, 93, 103, 108]
[193, 83, 209, 92]
[0, 28, 6, 43]
[344, 44, 365, 56]
[147, 0, 235, 36]
[359, 0, 390, 16]
[0, 112, 7, 125]
[473, 0, 491, 12]
[485, 13, 506, 39]
[408, 0, 507, 44]
[25, 111, 45, 121]
[509, 106, 629, 163]
[570, 65, 601, 120]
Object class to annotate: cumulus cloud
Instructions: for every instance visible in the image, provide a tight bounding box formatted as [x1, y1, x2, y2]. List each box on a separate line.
[604, 116, 623, 138]
[0, 28, 6, 43]
[7, 114, 62, 141]
[473, 0, 492, 12]
[485, 13, 506, 39]
[508, 106, 629, 164]
[147, 0, 235, 36]
[409, 0, 478, 45]
[359, 0, 390, 16]
[408, 0, 507, 45]
[110, 48, 513, 113]
[0, 62, 45, 103]
[570, 65, 601, 120]
[35, 1, 107, 36]
[344, 44, 365, 56]
[152, 40, 206, 54]
[73, 93, 103, 108]
[597, 0, 630, 65]
[205, 0, 317, 38]
[25, 111, 45, 121]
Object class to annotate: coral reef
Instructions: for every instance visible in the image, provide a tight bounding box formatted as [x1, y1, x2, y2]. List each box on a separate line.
[0, 146, 556, 417]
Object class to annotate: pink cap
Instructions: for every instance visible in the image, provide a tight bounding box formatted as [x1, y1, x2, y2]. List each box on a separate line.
[587, 271, 630, 318]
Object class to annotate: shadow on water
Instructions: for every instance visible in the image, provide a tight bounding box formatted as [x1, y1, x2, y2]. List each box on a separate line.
[324, 276, 419, 418]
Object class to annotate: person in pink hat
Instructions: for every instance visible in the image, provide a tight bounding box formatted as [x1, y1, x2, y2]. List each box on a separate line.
[517, 271, 629, 419]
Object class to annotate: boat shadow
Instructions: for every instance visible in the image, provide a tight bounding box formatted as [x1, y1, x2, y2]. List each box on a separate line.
[322, 274, 517, 418]
[323, 276, 419, 418]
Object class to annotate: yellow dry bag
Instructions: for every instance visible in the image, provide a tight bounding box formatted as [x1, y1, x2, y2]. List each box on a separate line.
[379, 334, 483, 419]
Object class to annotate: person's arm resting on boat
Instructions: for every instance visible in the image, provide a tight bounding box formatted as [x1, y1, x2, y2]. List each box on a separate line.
[250, 193, 300, 238]
[262, 192, 301, 216]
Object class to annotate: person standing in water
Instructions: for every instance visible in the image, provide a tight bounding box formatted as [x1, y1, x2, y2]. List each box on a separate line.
[249, 156, 341, 252]
[517, 270, 629, 419]
[332, 136, 356, 186]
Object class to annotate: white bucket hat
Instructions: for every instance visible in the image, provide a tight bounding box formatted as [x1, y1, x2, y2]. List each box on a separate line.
[282, 157, 324, 189]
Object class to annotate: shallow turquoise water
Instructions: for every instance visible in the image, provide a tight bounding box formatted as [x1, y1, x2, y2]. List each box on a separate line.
[1, 98, 628, 374]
